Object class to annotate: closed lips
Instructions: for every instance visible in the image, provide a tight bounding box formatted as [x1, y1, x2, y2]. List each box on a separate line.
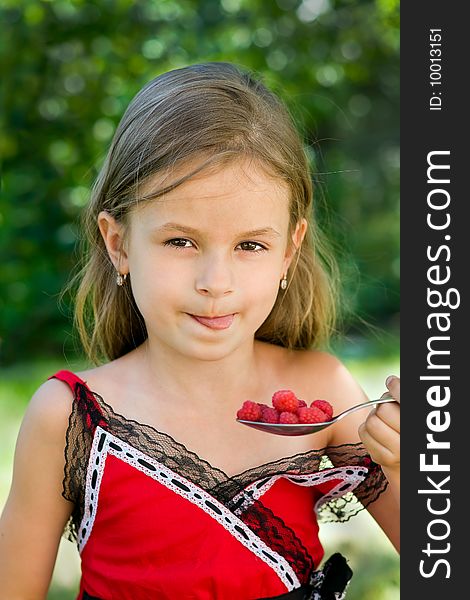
[192, 314, 234, 319]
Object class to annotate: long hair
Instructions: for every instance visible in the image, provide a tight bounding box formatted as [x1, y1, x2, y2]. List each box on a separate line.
[69, 62, 341, 364]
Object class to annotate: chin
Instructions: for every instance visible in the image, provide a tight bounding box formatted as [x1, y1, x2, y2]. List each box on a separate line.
[185, 345, 238, 362]
[178, 335, 245, 361]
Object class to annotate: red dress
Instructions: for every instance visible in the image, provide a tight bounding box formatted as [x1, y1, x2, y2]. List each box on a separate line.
[50, 370, 387, 600]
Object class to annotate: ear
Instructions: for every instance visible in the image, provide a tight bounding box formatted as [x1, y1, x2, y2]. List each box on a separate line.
[98, 211, 129, 274]
[282, 218, 308, 274]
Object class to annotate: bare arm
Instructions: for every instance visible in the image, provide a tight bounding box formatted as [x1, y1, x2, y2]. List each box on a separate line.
[0, 380, 75, 599]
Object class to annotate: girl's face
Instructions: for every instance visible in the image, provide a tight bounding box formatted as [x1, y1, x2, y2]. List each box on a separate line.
[100, 158, 306, 361]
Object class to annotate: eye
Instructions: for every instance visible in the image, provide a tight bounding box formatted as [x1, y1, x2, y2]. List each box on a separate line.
[237, 241, 267, 253]
[163, 238, 195, 249]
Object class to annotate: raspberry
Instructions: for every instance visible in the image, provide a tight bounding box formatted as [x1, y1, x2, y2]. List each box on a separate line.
[260, 406, 280, 424]
[298, 399, 307, 408]
[279, 411, 300, 424]
[272, 390, 299, 413]
[298, 406, 328, 424]
[237, 401, 262, 422]
[311, 399, 333, 419]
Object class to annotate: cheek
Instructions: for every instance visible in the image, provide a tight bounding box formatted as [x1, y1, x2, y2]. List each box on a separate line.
[246, 269, 279, 296]
[127, 256, 181, 317]
[243, 256, 283, 288]
[241, 264, 283, 316]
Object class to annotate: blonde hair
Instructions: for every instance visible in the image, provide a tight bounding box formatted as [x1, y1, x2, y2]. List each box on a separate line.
[70, 62, 341, 364]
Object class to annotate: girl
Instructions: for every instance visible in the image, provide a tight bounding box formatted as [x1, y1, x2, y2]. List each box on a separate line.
[0, 62, 399, 599]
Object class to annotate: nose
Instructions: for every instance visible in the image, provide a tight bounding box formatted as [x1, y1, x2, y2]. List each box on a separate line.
[195, 253, 234, 298]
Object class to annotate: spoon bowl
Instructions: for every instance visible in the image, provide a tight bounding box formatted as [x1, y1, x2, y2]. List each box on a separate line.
[236, 396, 396, 436]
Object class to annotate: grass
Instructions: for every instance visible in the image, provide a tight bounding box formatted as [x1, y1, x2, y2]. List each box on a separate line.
[0, 350, 399, 599]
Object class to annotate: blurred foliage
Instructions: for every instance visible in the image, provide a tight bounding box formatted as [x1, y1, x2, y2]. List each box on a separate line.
[0, 0, 399, 364]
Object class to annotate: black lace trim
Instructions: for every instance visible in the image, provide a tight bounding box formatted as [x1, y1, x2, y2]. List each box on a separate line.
[61, 382, 109, 542]
[61, 381, 388, 576]
[239, 497, 314, 583]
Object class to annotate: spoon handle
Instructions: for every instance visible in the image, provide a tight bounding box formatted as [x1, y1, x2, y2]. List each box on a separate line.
[334, 395, 396, 423]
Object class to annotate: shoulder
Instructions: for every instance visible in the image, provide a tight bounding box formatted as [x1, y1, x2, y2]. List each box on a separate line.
[21, 378, 75, 442]
[5, 379, 76, 521]
[293, 350, 371, 446]
[292, 349, 367, 405]
[289, 348, 345, 373]
[285, 348, 362, 393]
[74, 359, 130, 402]
[258, 342, 366, 408]
[74, 346, 143, 389]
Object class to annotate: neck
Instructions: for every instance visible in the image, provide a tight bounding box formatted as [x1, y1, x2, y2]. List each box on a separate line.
[132, 337, 266, 412]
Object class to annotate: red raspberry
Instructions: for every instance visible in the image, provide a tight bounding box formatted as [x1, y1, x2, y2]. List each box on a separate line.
[311, 399, 333, 419]
[237, 401, 262, 422]
[298, 406, 328, 424]
[260, 406, 280, 424]
[298, 399, 307, 408]
[272, 390, 299, 413]
[279, 411, 300, 424]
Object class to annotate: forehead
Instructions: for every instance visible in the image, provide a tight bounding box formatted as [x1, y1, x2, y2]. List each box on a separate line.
[132, 158, 291, 233]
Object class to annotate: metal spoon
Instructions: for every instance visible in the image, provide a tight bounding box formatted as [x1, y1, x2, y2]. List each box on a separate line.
[236, 396, 396, 436]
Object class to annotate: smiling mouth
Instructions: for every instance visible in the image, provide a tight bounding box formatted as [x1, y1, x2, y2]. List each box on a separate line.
[189, 313, 236, 330]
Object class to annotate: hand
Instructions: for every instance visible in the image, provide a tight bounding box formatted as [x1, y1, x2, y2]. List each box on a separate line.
[358, 376, 400, 471]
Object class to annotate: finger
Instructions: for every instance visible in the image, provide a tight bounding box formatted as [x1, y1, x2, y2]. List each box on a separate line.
[363, 411, 400, 454]
[385, 375, 400, 404]
[359, 420, 400, 463]
[369, 403, 400, 434]
[359, 426, 395, 464]
[375, 402, 400, 433]
[358, 423, 398, 467]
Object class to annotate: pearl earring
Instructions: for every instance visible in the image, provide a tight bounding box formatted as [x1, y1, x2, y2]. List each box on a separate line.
[280, 274, 288, 290]
[116, 272, 128, 286]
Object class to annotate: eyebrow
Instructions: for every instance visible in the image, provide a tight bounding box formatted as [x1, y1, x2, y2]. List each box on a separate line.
[154, 222, 282, 238]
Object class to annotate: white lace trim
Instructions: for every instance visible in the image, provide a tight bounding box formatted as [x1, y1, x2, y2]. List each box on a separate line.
[78, 428, 109, 552]
[78, 427, 300, 591]
[232, 466, 368, 517]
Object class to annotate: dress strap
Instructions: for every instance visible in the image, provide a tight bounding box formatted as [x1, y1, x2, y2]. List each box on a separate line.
[48, 369, 89, 391]
[48, 369, 109, 544]
[48, 369, 107, 430]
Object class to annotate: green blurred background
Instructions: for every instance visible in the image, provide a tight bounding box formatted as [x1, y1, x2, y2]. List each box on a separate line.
[0, 0, 399, 598]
